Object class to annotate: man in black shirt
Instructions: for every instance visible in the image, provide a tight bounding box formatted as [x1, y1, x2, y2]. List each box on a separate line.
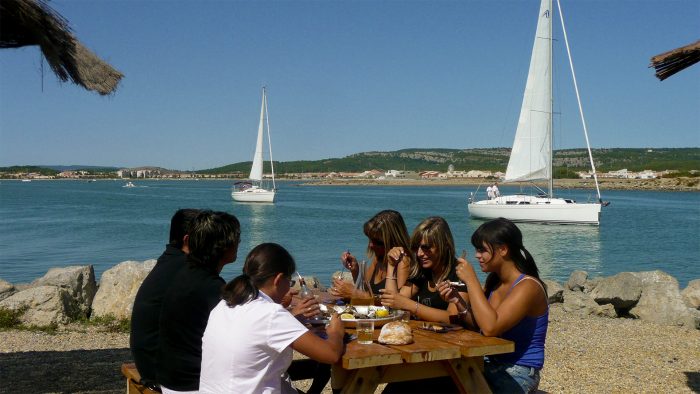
[156, 210, 241, 393]
[130, 208, 200, 389]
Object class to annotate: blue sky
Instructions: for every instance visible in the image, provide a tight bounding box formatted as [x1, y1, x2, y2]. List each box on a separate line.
[1, 0, 698, 171]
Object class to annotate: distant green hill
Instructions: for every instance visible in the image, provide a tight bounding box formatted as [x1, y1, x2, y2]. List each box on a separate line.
[201, 148, 700, 176]
[0, 166, 59, 176]
[2, 148, 697, 178]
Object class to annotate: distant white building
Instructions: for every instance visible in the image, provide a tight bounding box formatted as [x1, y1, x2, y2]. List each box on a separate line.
[636, 170, 657, 179]
[466, 170, 492, 178]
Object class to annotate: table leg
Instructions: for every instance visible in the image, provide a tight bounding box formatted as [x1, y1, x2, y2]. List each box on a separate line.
[444, 358, 492, 394]
[332, 366, 382, 394]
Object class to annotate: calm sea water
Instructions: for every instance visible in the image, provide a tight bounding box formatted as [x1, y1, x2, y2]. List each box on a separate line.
[1, 180, 698, 288]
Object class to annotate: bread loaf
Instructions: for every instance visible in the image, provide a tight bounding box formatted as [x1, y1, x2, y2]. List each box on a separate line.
[377, 321, 413, 345]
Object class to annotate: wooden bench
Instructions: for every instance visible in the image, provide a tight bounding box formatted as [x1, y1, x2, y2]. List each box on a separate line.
[120, 363, 160, 394]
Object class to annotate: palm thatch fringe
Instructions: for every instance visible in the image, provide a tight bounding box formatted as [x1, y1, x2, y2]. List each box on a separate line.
[649, 39, 700, 81]
[0, 0, 123, 95]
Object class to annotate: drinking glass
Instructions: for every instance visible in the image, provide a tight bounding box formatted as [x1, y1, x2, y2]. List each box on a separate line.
[356, 319, 374, 344]
[395, 310, 410, 322]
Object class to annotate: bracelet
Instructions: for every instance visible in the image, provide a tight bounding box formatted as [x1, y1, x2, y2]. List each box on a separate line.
[458, 308, 469, 316]
[386, 276, 397, 280]
[414, 301, 420, 315]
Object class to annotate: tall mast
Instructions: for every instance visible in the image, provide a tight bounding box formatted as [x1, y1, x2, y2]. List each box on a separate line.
[548, 0, 554, 198]
[556, 0, 602, 202]
[264, 87, 276, 190]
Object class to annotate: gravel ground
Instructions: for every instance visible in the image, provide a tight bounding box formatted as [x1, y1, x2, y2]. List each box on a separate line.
[1, 305, 698, 393]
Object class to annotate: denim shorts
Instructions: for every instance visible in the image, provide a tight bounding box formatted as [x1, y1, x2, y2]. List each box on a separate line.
[483, 357, 541, 393]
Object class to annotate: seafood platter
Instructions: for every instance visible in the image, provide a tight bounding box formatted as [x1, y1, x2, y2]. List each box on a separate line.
[319, 304, 397, 328]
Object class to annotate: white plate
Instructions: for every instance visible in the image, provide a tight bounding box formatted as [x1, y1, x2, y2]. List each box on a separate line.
[332, 305, 396, 327]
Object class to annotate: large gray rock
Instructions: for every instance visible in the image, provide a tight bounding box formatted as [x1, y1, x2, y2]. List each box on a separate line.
[681, 279, 700, 309]
[543, 279, 564, 304]
[0, 286, 73, 326]
[0, 279, 16, 302]
[566, 271, 588, 291]
[91, 260, 156, 320]
[562, 290, 604, 316]
[583, 277, 601, 294]
[590, 272, 642, 310]
[629, 271, 697, 328]
[31, 265, 97, 318]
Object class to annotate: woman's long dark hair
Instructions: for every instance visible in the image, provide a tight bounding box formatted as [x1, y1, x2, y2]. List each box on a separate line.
[363, 209, 412, 267]
[222, 243, 296, 307]
[471, 218, 546, 297]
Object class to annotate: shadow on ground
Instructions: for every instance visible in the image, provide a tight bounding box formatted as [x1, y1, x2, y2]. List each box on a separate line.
[685, 371, 700, 393]
[0, 348, 131, 393]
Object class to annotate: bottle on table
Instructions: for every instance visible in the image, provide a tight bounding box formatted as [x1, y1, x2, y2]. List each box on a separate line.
[298, 274, 313, 300]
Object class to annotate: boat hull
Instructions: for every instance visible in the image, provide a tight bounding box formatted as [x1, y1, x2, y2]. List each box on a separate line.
[468, 195, 601, 225]
[231, 188, 276, 203]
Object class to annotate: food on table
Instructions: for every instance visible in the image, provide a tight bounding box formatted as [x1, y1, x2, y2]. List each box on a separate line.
[375, 309, 390, 318]
[377, 321, 413, 345]
[333, 305, 391, 320]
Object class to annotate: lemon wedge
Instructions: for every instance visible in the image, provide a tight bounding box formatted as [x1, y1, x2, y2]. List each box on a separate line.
[375, 309, 389, 318]
[340, 313, 355, 320]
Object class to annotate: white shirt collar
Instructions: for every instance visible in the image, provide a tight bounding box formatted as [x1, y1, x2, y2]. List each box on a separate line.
[257, 289, 275, 303]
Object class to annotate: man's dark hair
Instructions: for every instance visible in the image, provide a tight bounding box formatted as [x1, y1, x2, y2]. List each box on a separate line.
[187, 210, 241, 270]
[169, 209, 201, 249]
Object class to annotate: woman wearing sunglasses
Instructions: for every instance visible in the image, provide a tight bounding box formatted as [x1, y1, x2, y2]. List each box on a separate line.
[380, 216, 466, 323]
[329, 210, 413, 299]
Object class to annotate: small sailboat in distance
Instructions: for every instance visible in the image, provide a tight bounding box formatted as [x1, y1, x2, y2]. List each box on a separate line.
[468, 0, 605, 225]
[232, 87, 277, 203]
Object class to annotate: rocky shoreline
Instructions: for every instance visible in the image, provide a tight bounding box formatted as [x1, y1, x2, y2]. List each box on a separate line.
[303, 177, 700, 192]
[1, 265, 699, 393]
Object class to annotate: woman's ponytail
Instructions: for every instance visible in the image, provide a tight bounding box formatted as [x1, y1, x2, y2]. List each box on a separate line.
[222, 274, 258, 307]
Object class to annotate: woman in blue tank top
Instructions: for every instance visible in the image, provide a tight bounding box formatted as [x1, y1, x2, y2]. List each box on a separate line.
[438, 218, 549, 393]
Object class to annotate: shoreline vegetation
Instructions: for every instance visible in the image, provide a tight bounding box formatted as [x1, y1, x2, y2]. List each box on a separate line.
[2, 177, 699, 192]
[301, 177, 700, 192]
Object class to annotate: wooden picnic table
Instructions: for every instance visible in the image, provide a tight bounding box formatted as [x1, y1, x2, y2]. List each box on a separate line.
[331, 320, 514, 394]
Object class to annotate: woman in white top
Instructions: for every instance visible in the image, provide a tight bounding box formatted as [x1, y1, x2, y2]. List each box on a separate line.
[199, 243, 344, 394]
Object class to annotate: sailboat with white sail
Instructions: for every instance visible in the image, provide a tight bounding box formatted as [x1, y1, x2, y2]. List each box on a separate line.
[231, 87, 277, 203]
[468, 0, 605, 225]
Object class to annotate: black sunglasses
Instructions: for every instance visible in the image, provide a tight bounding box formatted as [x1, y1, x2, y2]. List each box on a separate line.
[417, 244, 432, 253]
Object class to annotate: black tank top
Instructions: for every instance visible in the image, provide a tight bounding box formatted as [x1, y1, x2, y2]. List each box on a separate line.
[407, 268, 459, 311]
[367, 262, 385, 295]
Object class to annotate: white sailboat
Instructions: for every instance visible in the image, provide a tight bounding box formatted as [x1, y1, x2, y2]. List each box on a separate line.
[468, 0, 605, 225]
[232, 87, 277, 203]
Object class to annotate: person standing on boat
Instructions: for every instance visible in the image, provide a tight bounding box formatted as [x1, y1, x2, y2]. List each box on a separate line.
[492, 183, 500, 198]
[329, 210, 414, 299]
[157, 210, 241, 394]
[130, 208, 200, 390]
[487, 184, 495, 200]
[438, 218, 548, 393]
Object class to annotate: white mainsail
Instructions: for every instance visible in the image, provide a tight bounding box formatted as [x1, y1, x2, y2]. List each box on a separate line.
[232, 87, 277, 203]
[505, 0, 552, 185]
[467, 0, 604, 225]
[248, 91, 266, 181]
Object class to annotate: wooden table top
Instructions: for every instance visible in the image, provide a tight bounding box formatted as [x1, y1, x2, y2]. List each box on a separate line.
[341, 320, 513, 370]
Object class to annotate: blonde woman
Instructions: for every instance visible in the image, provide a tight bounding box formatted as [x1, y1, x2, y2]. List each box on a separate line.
[330, 210, 413, 298]
[380, 216, 466, 323]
